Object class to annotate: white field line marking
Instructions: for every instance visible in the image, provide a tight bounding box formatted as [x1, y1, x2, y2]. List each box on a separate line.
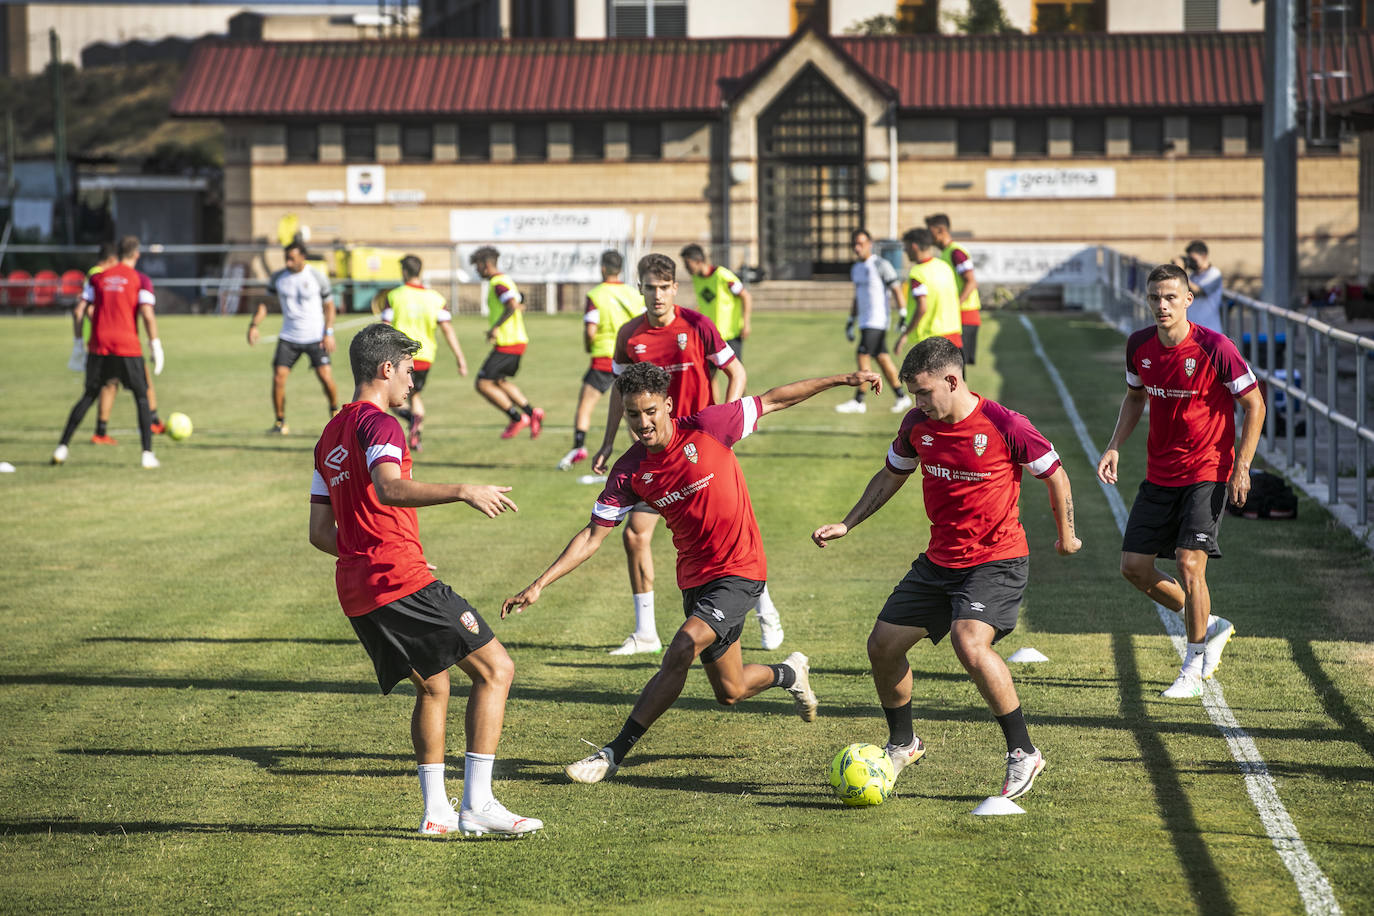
[257, 315, 374, 344]
[1019, 315, 1341, 916]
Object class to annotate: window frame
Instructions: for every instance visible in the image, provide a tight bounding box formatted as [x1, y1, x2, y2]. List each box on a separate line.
[342, 124, 376, 163]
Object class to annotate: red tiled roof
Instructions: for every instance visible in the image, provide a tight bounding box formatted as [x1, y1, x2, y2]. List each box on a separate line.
[171, 31, 1374, 119]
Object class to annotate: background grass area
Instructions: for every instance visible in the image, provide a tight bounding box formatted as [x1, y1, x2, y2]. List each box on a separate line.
[2, 310, 1372, 913]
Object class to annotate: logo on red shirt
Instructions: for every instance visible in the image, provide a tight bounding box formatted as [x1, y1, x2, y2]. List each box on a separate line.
[1185, 358, 1197, 377]
[973, 433, 988, 456]
[325, 446, 348, 469]
[642, 472, 654, 482]
[676, 333, 688, 350]
[683, 443, 698, 464]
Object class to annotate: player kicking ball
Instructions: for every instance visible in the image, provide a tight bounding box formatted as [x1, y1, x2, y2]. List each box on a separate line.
[812, 338, 1080, 801]
[502, 362, 883, 783]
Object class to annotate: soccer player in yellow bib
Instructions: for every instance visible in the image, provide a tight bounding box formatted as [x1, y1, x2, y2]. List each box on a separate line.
[558, 249, 645, 470]
[469, 246, 544, 440]
[895, 227, 963, 359]
[380, 255, 468, 453]
[926, 213, 982, 366]
[681, 244, 751, 360]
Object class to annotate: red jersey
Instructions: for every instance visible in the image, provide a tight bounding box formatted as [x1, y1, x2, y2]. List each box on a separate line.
[593, 398, 766, 588]
[83, 264, 154, 357]
[1125, 323, 1257, 487]
[311, 402, 435, 616]
[613, 307, 734, 417]
[887, 396, 1061, 569]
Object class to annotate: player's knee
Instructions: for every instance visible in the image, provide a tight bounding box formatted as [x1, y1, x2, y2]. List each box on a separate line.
[1175, 554, 1207, 586]
[1120, 560, 1150, 590]
[623, 525, 652, 553]
[712, 685, 743, 706]
[866, 628, 900, 666]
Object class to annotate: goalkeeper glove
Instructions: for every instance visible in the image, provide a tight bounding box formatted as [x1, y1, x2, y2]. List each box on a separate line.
[845, 317, 856, 343]
[67, 338, 85, 372]
[150, 338, 165, 376]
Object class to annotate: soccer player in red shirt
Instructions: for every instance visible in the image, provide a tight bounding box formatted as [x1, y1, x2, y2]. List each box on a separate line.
[53, 235, 165, 469]
[308, 323, 542, 838]
[502, 361, 882, 784]
[812, 337, 1080, 802]
[1097, 263, 1264, 699]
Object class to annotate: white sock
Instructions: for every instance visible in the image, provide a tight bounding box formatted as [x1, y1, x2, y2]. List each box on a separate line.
[755, 585, 780, 622]
[1205, 614, 1218, 634]
[417, 763, 452, 817]
[462, 752, 495, 813]
[1182, 642, 1205, 676]
[633, 592, 656, 640]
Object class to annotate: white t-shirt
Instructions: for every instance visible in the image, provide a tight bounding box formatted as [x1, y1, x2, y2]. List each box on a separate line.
[851, 255, 899, 330]
[1189, 265, 1225, 335]
[268, 266, 333, 344]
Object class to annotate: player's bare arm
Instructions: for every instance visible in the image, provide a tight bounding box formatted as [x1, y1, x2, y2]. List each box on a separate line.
[1228, 386, 1267, 507]
[591, 384, 626, 474]
[811, 466, 909, 548]
[440, 320, 468, 376]
[502, 521, 615, 617]
[1096, 386, 1148, 485]
[739, 287, 753, 340]
[959, 268, 978, 306]
[322, 297, 337, 354]
[486, 299, 521, 342]
[370, 461, 518, 516]
[722, 357, 748, 403]
[759, 370, 881, 416]
[308, 502, 340, 557]
[247, 302, 269, 345]
[1043, 466, 1082, 555]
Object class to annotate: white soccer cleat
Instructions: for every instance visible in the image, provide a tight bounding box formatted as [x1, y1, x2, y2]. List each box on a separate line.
[757, 605, 784, 651]
[1202, 616, 1234, 680]
[608, 633, 661, 656]
[1001, 747, 1045, 800]
[557, 447, 589, 471]
[890, 394, 914, 413]
[834, 399, 866, 414]
[141, 451, 160, 469]
[884, 736, 927, 782]
[783, 651, 818, 722]
[51, 444, 69, 465]
[1161, 670, 1204, 699]
[458, 799, 543, 837]
[566, 747, 618, 784]
[418, 809, 461, 836]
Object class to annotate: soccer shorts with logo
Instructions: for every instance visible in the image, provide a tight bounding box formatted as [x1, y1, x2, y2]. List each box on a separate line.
[877, 554, 1028, 644]
[349, 581, 495, 694]
[681, 575, 766, 662]
[1122, 480, 1226, 559]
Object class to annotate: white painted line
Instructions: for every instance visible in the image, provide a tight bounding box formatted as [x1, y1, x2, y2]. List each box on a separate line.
[1019, 315, 1341, 916]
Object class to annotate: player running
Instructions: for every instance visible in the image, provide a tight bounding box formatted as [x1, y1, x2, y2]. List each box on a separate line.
[53, 235, 165, 469]
[503, 361, 884, 784]
[308, 322, 541, 838]
[812, 337, 1080, 801]
[469, 246, 544, 439]
[380, 254, 468, 453]
[557, 249, 644, 470]
[247, 241, 339, 435]
[837, 228, 912, 415]
[1096, 263, 1264, 699]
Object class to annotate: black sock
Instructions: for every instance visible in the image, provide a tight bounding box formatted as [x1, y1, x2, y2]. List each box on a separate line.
[855, 389, 866, 403]
[893, 386, 905, 399]
[607, 716, 649, 765]
[768, 664, 796, 689]
[506, 406, 523, 422]
[96, 419, 108, 436]
[520, 403, 535, 417]
[883, 701, 914, 747]
[395, 406, 414, 423]
[995, 706, 1033, 755]
[573, 429, 586, 449]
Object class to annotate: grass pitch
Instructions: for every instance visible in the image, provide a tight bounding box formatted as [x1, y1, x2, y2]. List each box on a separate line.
[1, 310, 1372, 913]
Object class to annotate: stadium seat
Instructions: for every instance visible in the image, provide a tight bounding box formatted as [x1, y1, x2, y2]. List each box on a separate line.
[60, 269, 85, 300]
[2, 270, 33, 308]
[32, 270, 59, 308]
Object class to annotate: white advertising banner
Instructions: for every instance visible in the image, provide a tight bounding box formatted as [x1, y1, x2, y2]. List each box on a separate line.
[985, 167, 1116, 199]
[450, 208, 631, 243]
[346, 165, 386, 204]
[962, 244, 1102, 285]
[455, 243, 609, 284]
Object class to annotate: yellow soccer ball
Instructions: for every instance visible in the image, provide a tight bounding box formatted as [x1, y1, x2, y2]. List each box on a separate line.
[829, 742, 896, 807]
[166, 412, 193, 441]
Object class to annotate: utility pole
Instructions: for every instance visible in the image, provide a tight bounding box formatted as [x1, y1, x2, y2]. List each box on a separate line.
[49, 28, 74, 245]
[1263, 0, 1298, 308]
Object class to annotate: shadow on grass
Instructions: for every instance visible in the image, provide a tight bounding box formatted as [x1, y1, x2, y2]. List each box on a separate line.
[0, 817, 412, 840]
[1288, 636, 1374, 764]
[83, 636, 354, 646]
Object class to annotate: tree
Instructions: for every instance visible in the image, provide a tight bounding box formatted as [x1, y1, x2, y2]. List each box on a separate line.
[946, 0, 1020, 35]
[843, 14, 899, 35]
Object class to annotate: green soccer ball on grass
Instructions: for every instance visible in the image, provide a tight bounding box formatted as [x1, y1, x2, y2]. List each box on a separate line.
[829, 742, 896, 807]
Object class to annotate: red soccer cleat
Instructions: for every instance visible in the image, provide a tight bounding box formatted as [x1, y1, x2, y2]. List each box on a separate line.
[501, 415, 530, 439]
[529, 407, 544, 439]
[90, 434, 118, 446]
[150, 422, 166, 435]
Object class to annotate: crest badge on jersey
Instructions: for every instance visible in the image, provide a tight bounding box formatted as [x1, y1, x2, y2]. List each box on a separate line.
[1184, 357, 1197, 378]
[459, 611, 480, 635]
[676, 332, 688, 351]
[973, 433, 988, 457]
[683, 443, 698, 464]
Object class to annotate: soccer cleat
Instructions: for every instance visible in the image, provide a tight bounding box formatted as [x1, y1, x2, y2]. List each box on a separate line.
[566, 748, 618, 784]
[149, 421, 166, 435]
[757, 605, 784, 651]
[783, 651, 818, 722]
[458, 799, 543, 837]
[891, 395, 913, 413]
[268, 420, 289, 436]
[1162, 670, 1204, 699]
[834, 399, 867, 414]
[557, 447, 589, 470]
[141, 451, 160, 469]
[608, 634, 662, 656]
[51, 444, 69, 465]
[529, 407, 544, 439]
[418, 809, 461, 836]
[1001, 747, 1045, 800]
[408, 423, 423, 454]
[90, 434, 118, 446]
[501, 415, 530, 439]
[884, 736, 927, 781]
[1202, 616, 1234, 680]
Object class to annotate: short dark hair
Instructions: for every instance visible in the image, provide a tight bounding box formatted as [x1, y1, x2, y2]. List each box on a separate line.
[638, 253, 677, 284]
[1185, 240, 1209, 257]
[96, 241, 117, 262]
[350, 323, 420, 386]
[616, 361, 672, 399]
[851, 228, 872, 244]
[903, 227, 934, 251]
[600, 249, 623, 273]
[469, 246, 499, 268]
[679, 243, 706, 263]
[899, 336, 964, 384]
[284, 241, 306, 260]
[924, 213, 951, 230]
[1147, 263, 1190, 288]
[400, 255, 422, 279]
[117, 235, 140, 259]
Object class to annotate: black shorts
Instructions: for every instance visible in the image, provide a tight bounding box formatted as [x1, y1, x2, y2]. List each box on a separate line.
[857, 327, 888, 356]
[1122, 480, 1226, 559]
[681, 576, 765, 663]
[274, 338, 330, 370]
[478, 350, 521, 381]
[726, 336, 743, 362]
[877, 554, 1028, 645]
[410, 367, 430, 394]
[84, 354, 147, 397]
[961, 324, 979, 365]
[582, 367, 615, 393]
[349, 581, 495, 694]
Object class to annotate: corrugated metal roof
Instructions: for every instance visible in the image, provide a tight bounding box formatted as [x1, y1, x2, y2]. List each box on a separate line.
[171, 31, 1374, 119]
